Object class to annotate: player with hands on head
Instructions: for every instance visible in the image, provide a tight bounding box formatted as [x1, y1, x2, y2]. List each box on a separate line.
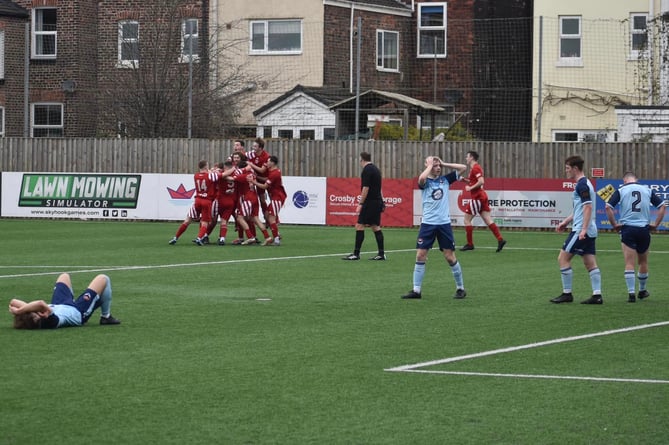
[9, 273, 121, 329]
[402, 155, 468, 300]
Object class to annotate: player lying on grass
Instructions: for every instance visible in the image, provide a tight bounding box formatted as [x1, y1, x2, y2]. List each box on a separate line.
[9, 273, 121, 329]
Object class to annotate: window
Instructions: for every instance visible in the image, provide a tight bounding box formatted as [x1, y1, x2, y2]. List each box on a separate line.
[630, 13, 648, 58]
[263, 127, 272, 139]
[376, 30, 399, 71]
[0, 30, 4, 80]
[552, 130, 610, 142]
[0, 107, 5, 137]
[32, 8, 57, 59]
[559, 16, 581, 63]
[553, 131, 578, 142]
[299, 129, 315, 140]
[250, 20, 302, 54]
[418, 3, 446, 58]
[118, 21, 139, 67]
[32, 103, 63, 137]
[323, 128, 336, 140]
[181, 18, 199, 62]
[277, 129, 293, 139]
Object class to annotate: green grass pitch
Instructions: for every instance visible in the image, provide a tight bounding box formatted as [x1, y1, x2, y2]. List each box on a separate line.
[1, 219, 668, 444]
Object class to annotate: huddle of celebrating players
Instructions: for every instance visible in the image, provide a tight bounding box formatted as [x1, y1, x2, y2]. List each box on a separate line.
[168, 138, 287, 247]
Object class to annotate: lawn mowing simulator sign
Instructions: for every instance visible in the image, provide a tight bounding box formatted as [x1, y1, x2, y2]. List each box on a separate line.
[1, 172, 142, 219]
[19, 174, 141, 209]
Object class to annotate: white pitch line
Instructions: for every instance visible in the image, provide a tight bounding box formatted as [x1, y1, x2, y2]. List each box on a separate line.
[0, 250, 417, 279]
[395, 370, 669, 384]
[385, 321, 669, 372]
[2, 244, 668, 279]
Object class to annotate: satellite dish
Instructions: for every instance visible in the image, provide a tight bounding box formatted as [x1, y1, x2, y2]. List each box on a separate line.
[62, 80, 77, 93]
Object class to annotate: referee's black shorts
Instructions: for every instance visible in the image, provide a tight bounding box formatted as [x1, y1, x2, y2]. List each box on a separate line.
[357, 200, 383, 226]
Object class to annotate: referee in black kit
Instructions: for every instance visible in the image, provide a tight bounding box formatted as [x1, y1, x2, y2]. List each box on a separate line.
[342, 152, 386, 261]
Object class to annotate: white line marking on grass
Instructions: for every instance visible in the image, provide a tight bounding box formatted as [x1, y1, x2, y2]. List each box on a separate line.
[1, 243, 667, 279]
[396, 370, 669, 384]
[0, 250, 417, 279]
[385, 321, 669, 384]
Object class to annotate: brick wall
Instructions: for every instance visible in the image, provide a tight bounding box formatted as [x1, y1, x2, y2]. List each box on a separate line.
[10, 0, 99, 137]
[324, 1, 475, 114]
[0, 16, 28, 136]
[2, 1, 203, 137]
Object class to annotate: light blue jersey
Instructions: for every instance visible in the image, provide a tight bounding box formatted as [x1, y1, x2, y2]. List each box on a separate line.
[49, 304, 83, 327]
[606, 182, 666, 227]
[572, 177, 597, 237]
[419, 171, 459, 225]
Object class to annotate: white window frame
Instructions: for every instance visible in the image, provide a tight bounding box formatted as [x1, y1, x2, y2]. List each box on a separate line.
[277, 128, 294, 139]
[376, 30, 399, 72]
[298, 129, 316, 140]
[557, 15, 582, 67]
[0, 30, 5, 80]
[552, 130, 612, 142]
[31, 103, 64, 138]
[249, 19, 302, 55]
[180, 18, 199, 63]
[417, 2, 447, 59]
[0, 107, 5, 137]
[630, 13, 649, 59]
[118, 20, 140, 68]
[31, 7, 57, 60]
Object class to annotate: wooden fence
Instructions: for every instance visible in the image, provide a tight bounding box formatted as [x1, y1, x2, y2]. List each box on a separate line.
[1, 138, 667, 180]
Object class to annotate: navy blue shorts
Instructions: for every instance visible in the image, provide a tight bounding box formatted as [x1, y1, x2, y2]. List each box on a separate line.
[562, 231, 597, 256]
[620, 225, 651, 253]
[51, 283, 101, 323]
[416, 223, 456, 251]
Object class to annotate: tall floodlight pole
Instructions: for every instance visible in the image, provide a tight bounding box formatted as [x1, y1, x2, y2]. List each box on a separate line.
[433, 36, 438, 103]
[188, 32, 193, 139]
[536, 16, 543, 142]
[355, 16, 362, 141]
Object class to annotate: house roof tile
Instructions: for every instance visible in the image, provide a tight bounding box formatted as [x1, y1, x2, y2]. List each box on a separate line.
[327, 0, 412, 12]
[253, 85, 353, 117]
[0, 0, 29, 18]
[350, 0, 412, 10]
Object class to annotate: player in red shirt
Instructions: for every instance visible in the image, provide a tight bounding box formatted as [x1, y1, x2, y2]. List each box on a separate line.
[232, 160, 272, 245]
[246, 137, 271, 224]
[206, 161, 237, 245]
[460, 151, 506, 252]
[250, 155, 286, 245]
[169, 160, 219, 246]
[230, 151, 248, 244]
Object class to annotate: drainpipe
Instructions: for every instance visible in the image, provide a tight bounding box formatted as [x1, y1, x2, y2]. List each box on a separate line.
[24, 23, 29, 137]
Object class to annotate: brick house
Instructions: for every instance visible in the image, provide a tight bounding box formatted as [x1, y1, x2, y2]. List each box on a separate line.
[252, 0, 531, 140]
[1, 0, 206, 138]
[322, 0, 531, 140]
[0, 0, 531, 140]
[4, 0, 100, 137]
[0, 0, 29, 136]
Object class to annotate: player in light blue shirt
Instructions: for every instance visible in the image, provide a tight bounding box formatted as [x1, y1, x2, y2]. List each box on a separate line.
[10, 273, 121, 329]
[402, 156, 468, 300]
[605, 171, 667, 302]
[551, 155, 603, 305]
[570, 176, 598, 238]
